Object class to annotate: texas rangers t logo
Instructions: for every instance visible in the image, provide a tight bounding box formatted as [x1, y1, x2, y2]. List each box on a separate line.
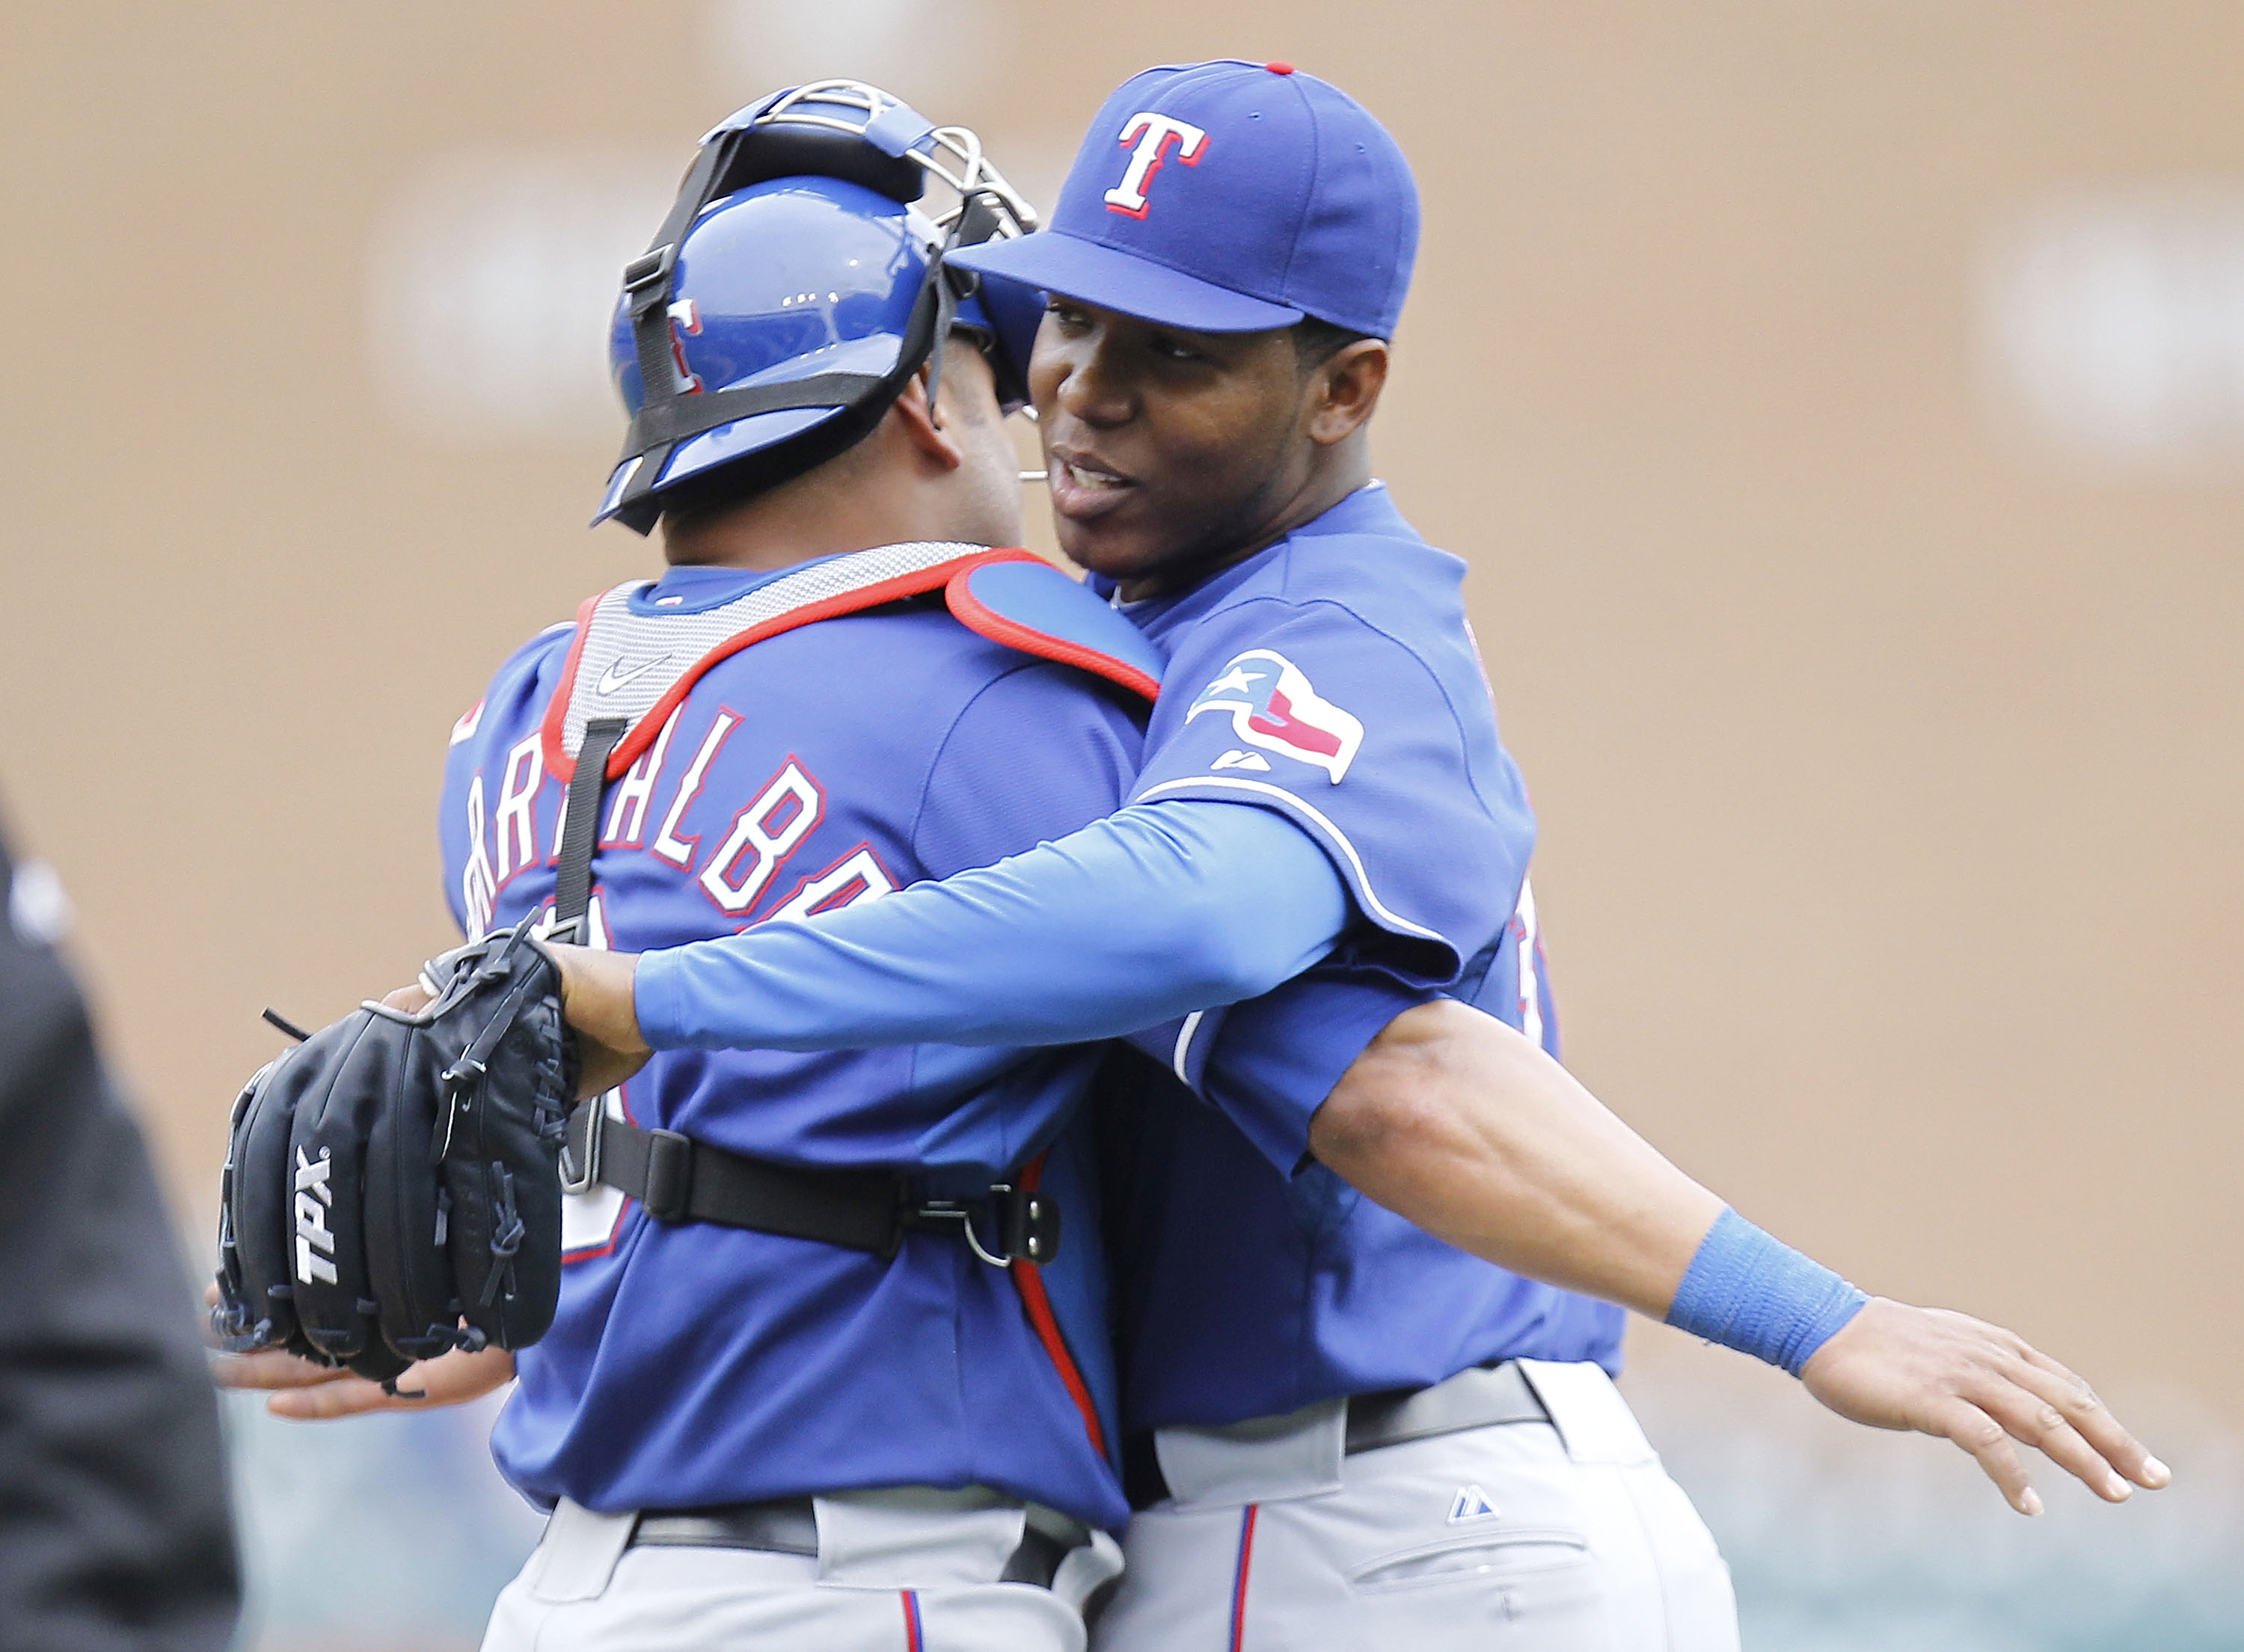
[1103, 112, 1209, 218]
[1187, 649, 1364, 782]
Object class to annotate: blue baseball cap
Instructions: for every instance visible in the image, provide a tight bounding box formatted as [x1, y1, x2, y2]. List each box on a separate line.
[948, 59, 1418, 338]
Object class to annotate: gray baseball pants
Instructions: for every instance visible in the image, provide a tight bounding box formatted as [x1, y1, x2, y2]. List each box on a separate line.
[480, 1487, 1123, 1652]
[1092, 1359, 1739, 1651]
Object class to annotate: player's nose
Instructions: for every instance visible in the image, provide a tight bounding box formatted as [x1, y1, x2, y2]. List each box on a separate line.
[1047, 336, 1135, 429]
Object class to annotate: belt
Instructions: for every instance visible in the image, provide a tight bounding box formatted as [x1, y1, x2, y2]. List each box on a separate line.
[629, 1497, 1091, 1589]
[562, 1102, 1060, 1265]
[1121, 1360, 1551, 1510]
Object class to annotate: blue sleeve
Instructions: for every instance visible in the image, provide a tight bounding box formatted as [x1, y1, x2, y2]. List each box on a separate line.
[438, 624, 572, 943]
[1196, 970, 1440, 1175]
[1130, 597, 1535, 992]
[634, 799, 1352, 1051]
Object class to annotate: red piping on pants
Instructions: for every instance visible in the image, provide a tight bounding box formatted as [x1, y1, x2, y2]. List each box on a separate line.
[1229, 1503, 1259, 1651]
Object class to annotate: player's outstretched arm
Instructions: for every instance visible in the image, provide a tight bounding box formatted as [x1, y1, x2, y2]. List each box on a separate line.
[1308, 997, 2171, 1514]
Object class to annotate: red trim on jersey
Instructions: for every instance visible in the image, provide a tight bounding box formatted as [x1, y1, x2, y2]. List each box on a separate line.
[943, 551, 1161, 702]
[1229, 1504, 1260, 1652]
[901, 1589, 924, 1651]
[1008, 1151, 1109, 1462]
[541, 547, 1159, 787]
[542, 555, 993, 784]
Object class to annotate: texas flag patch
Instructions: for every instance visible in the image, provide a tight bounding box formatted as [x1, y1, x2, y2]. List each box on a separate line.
[1186, 650, 1364, 782]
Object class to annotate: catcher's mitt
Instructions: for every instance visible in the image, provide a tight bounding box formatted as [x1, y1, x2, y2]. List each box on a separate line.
[212, 917, 576, 1384]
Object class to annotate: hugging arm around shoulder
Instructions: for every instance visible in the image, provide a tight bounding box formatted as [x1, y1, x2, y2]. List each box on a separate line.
[633, 798, 1352, 1052]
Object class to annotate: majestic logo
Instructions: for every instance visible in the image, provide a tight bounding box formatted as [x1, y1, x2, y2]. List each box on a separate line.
[596, 654, 674, 696]
[1447, 1484, 1499, 1524]
[1210, 749, 1272, 773]
[1187, 651, 1364, 782]
[292, 1146, 338, 1286]
[1103, 112, 1209, 218]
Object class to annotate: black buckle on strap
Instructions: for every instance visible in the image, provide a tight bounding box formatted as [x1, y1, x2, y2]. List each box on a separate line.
[640, 1129, 695, 1223]
[623, 245, 675, 298]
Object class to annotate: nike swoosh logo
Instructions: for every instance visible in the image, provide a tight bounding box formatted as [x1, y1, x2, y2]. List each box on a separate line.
[595, 654, 672, 696]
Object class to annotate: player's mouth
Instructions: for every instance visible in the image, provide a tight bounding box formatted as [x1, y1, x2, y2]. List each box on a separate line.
[1046, 448, 1135, 522]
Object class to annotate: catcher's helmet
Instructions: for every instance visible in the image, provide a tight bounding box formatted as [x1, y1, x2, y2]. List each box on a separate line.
[596, 81, 1043, 534]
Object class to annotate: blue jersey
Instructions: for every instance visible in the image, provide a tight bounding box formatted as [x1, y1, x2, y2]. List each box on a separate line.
[1100, 483, 1625, 1429]
[435, 544, 1150, 1529]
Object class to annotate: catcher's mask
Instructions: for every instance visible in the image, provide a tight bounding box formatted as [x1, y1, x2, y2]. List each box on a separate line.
[595, 80, 1044, 535]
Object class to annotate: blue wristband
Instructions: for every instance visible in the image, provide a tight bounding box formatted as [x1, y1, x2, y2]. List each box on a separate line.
[1665, 1208, 1869, 1376]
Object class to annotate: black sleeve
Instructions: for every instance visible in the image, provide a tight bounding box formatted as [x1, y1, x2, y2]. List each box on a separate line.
[0, 833, 241, 1652]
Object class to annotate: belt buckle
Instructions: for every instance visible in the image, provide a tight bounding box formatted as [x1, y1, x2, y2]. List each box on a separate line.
[560, 1101, 604, 1195]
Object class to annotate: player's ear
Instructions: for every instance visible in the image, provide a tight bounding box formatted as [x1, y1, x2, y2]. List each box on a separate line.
[1305, 340, 1388, 446]
[891, 362, 969, 472]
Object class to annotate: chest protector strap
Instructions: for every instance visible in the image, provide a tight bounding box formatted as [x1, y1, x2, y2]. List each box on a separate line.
[547, 541, 1159, 1275]
[541, 541, 1159, 784]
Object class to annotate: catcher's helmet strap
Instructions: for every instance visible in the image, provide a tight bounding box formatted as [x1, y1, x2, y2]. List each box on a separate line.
[622, 372, 886, 455]
[613, 262, 946, 528]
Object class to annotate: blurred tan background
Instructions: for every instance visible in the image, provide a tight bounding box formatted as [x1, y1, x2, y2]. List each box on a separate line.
[2, 6, 2240, 1636]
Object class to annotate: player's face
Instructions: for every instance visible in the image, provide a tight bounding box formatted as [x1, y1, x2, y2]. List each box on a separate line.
[1031, 299, 1326, 595]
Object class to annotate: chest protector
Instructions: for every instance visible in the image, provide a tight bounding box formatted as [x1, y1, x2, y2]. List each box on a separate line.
[538, 540, 1159, 1462]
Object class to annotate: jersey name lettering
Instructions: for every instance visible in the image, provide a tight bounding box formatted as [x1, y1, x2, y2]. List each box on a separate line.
[699, 761, 824, 915]
[493, 734, 545, 882]
[604, 709, 680, 847]
[652, 711, 740, 868]
[456, 718, 888, 938]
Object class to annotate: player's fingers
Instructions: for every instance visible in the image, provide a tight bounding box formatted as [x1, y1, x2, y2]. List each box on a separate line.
[211, 1350, 355, 1392]
[268, 1377, 405, 1420]
[1990, 1345, 2169, 1492]
[408, 1345, 516, 1406]
[380, 982, 435, 1014]
[1934, 1398, 2041, 1516]
[1968, 1366, 2130, 1503]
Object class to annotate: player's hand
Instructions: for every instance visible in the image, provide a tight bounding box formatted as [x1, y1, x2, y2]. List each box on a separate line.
[210, 1344, 516, 1419]
[381, 981, 435, 1013]
[1800, 1297, 2171, 1515]
[544, 943, 652, 1097]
